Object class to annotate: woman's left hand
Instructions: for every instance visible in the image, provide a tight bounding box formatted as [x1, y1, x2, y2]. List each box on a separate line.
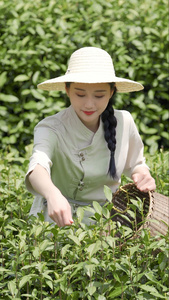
[132, 167, 156, 192]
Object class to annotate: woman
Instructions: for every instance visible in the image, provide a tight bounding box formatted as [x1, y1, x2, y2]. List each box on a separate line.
[25, 47, 156, 227]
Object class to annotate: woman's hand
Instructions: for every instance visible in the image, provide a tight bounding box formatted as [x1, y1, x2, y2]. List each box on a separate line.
[28, 164, 73, 227]
[132, 167, 156, 192]
[46, 189, 74, 227]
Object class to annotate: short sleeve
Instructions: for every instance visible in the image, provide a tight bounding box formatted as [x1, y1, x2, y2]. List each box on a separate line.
[124, 114, 149, 177]
[25, 124, 56, 195]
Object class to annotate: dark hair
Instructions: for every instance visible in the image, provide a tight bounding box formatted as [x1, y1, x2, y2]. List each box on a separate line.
[101, 83, 117, 178]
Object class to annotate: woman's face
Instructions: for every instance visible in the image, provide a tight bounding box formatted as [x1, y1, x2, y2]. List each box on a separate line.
[65, 83, 114, 132]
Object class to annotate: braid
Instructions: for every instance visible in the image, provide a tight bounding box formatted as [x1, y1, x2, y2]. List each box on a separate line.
[101, 83, 117, 178]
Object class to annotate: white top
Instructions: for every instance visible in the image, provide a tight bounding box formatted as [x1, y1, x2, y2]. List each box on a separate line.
[25, 105, 148, 220]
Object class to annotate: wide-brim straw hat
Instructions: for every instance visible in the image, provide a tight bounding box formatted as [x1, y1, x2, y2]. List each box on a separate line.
[37, 47, 144, 93]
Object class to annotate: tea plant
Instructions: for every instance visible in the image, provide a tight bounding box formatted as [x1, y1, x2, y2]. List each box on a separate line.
[0, 148, 169, 299]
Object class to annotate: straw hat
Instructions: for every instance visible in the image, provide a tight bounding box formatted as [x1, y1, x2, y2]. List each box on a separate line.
[37, 47, 144, 93]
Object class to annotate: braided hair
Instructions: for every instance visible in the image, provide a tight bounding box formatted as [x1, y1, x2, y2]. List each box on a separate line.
[101, 83, 117, 178]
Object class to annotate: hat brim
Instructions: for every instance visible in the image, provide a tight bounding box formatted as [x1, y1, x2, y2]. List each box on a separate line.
[37, 73, 144, 93]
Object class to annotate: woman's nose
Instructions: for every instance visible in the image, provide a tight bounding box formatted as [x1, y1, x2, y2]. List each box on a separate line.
[84, 97, 94, 109]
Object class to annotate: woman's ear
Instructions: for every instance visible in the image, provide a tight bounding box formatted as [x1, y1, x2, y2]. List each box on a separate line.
[110, 89, 114, 98]
[110, 85, 116, 98]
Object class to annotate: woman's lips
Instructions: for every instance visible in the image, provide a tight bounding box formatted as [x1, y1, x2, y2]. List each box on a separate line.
[83, 111, 95, 115]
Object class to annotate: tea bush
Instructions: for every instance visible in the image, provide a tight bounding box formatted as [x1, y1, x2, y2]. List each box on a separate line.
[0, 0, 168, 155]
[0, 148, 169, 299]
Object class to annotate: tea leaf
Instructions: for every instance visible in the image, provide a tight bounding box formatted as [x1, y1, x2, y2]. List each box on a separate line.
[140, 285, 166, 298]
[108, 286, 128, 298]
[8, 280, 17, 296]
[61, 244, 71, 258]
[130, 245, 139, 256]
[93, 201, 102, 215]
[86, 241, 101, 257]
[46, 280, 53, 290]
[19, 275, 31, 289]
[68, 235, 81, 246]
[87, 285, 96, 295]
[98, 296, 107, 300]
[104, 185, 112, 202]
[33, 246, 40, 259]
[76, 206, 84, 222]
[84, 264, 95, 278]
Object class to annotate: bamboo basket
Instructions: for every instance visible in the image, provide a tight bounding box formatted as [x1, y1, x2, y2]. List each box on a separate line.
[111, 183, 169, 236]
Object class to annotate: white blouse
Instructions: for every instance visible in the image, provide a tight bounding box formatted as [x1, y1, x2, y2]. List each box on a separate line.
[25, 105, 148, 222]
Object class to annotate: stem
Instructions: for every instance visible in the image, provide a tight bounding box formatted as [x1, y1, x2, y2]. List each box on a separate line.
[40, 276, 43, 300]
[128, 255, 137, 298]
[27, 281, 29, 300]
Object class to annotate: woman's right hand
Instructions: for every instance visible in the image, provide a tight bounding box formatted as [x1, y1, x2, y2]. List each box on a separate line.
[28, 164, 73, 227]
[46, 189, 74, 227]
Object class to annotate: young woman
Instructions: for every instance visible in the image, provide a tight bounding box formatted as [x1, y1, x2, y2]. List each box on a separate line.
[25, 47, 156, 227]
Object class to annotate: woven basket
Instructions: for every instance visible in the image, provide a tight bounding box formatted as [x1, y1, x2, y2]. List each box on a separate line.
[111, 183, 169, 236]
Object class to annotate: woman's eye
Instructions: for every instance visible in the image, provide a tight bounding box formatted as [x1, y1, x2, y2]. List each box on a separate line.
[95, 95, 104, 98]
[77, 94, 85, 97]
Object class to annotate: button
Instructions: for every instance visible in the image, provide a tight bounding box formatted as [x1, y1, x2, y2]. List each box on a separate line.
[78, 180, 84, 191]
[79, 152, 84, 157]
[79, 180, 84, 186]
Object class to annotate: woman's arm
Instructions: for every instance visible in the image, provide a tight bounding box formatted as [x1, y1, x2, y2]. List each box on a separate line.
[132, 166, 156, 192]
[28, 164, 73, 227]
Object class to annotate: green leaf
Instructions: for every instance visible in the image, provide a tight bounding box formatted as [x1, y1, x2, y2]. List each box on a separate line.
[23, 100, 38, 110]
[76, 206, 84, 222]
[130, 245, 139, 256]
[102, 207, 110, 219]
[84, 264, 95, 278]
[127, 209, 136, 219]
[33, 246, 40, 259]
[78, 231, 87, 241]
[161, 132, 169, 139]
[61, 244, 71, 258]
[8, 280, 17, 296]
[147, 104, 162, 112]
[140, 123, 158, 134]
[98, 295, 107, 300]
[19, 275, 31, 289]
[40, 240, 53, 253]
[46, 280, 53, 290]
[104, 185, 112, 202]
[108, 286, 128, 298]
[0, 71, 7, 88]
[86, 241, 101, 257]
[14, 74, 29, 81]
[68, 235, 81, 246]
[87, 285, 96, 296]
[162, 110, 169, 121]
[140, 285, 166, 298]
[105, 236, 116, 248]
[32, 71, 40, 84]
[0, 93, 19, 102]
[36, 24, 45, 36]
[35, 225, 43, 236]
[93, 201, 102, 215]
[0, 266, 9, 273]
[31, 89, 46, 101]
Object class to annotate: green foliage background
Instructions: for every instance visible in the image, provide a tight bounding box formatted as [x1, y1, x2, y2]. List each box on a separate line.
[0, 1, 169, 298]
[0, 0, 168, 155]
